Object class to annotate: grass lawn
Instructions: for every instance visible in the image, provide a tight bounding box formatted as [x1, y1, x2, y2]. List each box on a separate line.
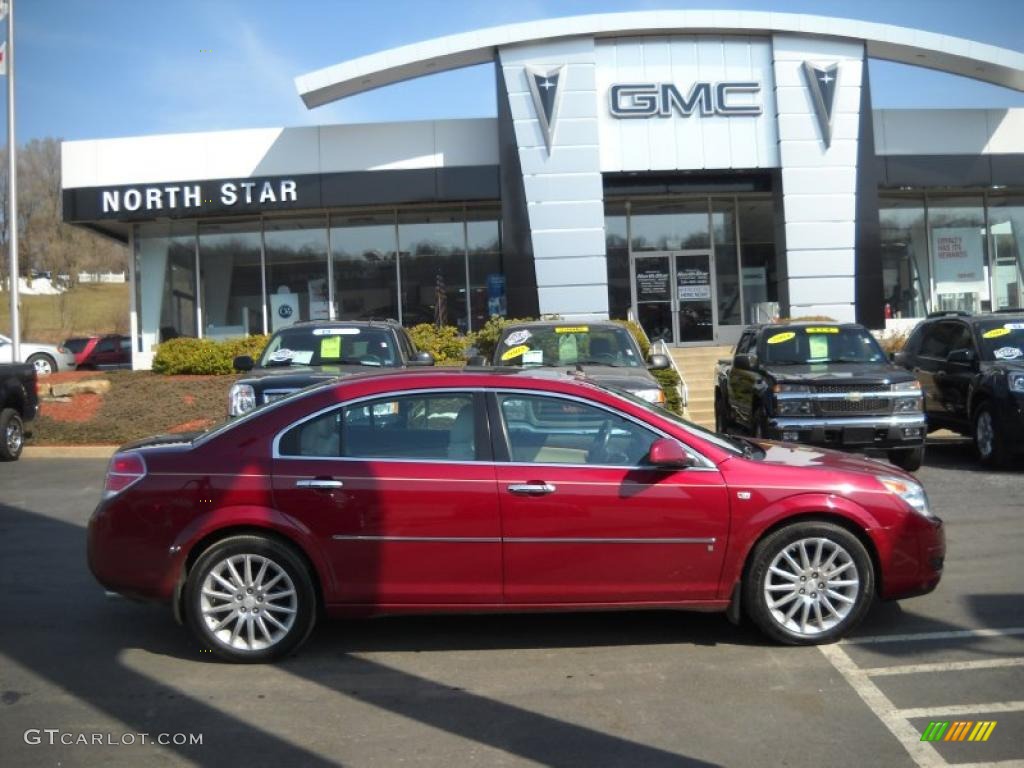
[33, 371, 237, 446]
[0, 284, 130, 344]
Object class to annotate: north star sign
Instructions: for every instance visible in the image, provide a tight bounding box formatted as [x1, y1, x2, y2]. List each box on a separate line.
[610, 81, 762, 118]
[100, 179, 299, 214]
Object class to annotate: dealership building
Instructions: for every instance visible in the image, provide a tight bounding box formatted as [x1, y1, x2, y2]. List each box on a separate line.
[60, 10, 1024, 367]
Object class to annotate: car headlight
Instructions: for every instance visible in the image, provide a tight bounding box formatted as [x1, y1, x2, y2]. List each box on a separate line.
[1009, 372, 1024, 394]
[892, 380, 923, 412]
[878, 474, 934, 519]
[774, 384, 812, 415]
[634, 388, 666, 405]
[228, 383, 257, 417]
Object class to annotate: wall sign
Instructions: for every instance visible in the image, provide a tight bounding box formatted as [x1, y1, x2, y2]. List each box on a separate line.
[932, 227, 987, 297]
[610, 81, 761, 118]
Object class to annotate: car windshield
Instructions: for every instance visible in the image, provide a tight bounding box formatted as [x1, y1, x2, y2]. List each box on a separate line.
[976, 318, 1024, 362]
[495, 325, 644, 368]
[259, 326, 399, 368]
[760, 325, 886, 365]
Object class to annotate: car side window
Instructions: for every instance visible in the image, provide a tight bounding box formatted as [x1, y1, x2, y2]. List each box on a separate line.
[735, 332, 753, 355]
[498, 393, 657, 467]
[278, 393, 478, 460]
[947, 323, 975, 355]
[919, 322, 958, 360]
[97, 338, 118, 353]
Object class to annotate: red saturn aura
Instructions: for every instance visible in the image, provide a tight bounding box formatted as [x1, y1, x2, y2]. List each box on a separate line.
[87, 369, 944, 662]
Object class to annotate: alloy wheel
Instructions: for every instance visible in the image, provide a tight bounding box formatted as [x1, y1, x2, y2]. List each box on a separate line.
[200, 554, 298, 651]
[5, 418, 22, 456]
[975, 410, 994, 459]
[763, 537, 860, 637]
[32, 357, 54, 376]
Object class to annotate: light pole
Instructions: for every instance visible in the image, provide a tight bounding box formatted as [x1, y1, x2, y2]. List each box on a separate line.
[4, 0, 17, 360]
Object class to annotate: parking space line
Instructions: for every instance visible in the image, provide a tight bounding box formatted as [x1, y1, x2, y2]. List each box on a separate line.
[862, 658, 1024, 677]
[953, 761, 1024, 768]
[818, 643, 946, 768]
[898, 700, 1024, 719]
[842, 627, 1024, 645]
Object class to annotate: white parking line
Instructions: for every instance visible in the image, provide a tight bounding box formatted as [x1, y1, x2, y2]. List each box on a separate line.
[953, 761, 1024, 768]
[898, 700, 1024, 719]
[863, 657, 1024, 677]
[842, 627, 1024, 644]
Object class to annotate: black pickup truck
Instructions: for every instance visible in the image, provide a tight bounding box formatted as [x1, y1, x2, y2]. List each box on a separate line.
[0, 363, 39, 461]
[228, 320, 434, 417]
[714, 322, 927, 470]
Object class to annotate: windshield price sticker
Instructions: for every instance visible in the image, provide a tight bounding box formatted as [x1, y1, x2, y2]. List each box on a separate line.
[983, 327, 1011, 339]
[501, 344, 531, 361]
[1005, 322, 1024, 330]
[523, 350, 544, 365]
[312, 328, 360, 335]
[767, 331, 796, 344]
[504, 330, 531, 346]
[805, 327, 839, 334]
[268, 349, 295, 362]
[320, 336, 341, 358]
[994, 346, 1022, 360]
[555, 326, 589, 334]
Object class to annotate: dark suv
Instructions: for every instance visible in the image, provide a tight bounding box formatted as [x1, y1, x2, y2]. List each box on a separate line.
[229, 320, 434, 417]
[895, 311, 1024, 465]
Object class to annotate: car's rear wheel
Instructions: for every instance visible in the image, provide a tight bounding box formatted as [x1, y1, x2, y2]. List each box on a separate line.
[0, 408, 24, 461]
[744, 522, 874, 645]
[185, 535, 317, 662]
[888, 445, 925, 472]
[973, 402, 1008, 467]
[27, 353, 56, 376]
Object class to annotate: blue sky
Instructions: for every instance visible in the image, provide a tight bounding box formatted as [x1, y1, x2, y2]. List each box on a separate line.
[6, 0, 1024, 143]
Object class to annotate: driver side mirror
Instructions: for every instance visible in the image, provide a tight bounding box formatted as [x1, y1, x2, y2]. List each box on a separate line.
[233, 355, 254, 372]
[734, 353, 758, 371]
[408, 351, 435, 367]
[647, 353, 670, 371]
[647, 438, 697, 469]
[946, 348, 976, 367]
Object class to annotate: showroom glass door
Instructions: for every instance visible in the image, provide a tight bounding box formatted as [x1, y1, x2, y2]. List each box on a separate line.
[674, 251, 716, 344]
[633, 254, 676, 344]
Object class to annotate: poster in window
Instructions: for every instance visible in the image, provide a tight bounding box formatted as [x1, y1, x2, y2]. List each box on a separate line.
[677, 265, 712, 301]
[635, 262, 671, 301]
[932, 227, 986, 297]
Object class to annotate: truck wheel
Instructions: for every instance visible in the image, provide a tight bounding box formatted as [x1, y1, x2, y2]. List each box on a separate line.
[0, 408, 25, 461]
[714, 392, 727, 433]
[888, 446, 924, 472]
[751, 406, 769, 439]
[744, 521, 874, 645]
[27, 353, 57, 376]
[973, 402, 1009, 467]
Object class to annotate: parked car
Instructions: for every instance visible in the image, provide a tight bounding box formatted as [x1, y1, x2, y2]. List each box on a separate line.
[894, 310, 1024, 466]
[76, 334, 132, 370]
[715, 322, 926, 471]
[0, 334, 77, 376]
[0, 362, 39, 461]
[228, 320, 434, 417]
[87, 368, 944, 662]
[63, 336, 101, 366]
[476, 320, 675, 407]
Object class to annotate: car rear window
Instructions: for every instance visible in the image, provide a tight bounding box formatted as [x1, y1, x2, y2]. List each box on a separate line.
[260, 326, 399, 368]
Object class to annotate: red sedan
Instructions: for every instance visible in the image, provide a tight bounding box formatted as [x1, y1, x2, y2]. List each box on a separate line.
[87, 370, 944, 662]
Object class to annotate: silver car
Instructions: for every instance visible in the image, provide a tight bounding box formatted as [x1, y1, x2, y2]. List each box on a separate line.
[0, 334, 77, 375]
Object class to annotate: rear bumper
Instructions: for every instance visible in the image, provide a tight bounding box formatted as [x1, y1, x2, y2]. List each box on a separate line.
[768, 413, 927, 451]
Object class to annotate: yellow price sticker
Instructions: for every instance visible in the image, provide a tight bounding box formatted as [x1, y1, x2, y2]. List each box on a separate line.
[805, 327, 839, 334]
[500, 344, 531, 361]
[320, 336, 341, 358]
[766, 331, 796, 344]
[555, 326, 589, 334]
[983, 327, 1011, 339]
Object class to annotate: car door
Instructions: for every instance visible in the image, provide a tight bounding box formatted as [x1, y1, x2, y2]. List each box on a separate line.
[491, 391, 729, 604]
[912, 321, 957, 427]
[90, 336, 120, 368]
[727, 331, 756, 425]
[272, 390, 502, 605]
[937, 321, 978, 428]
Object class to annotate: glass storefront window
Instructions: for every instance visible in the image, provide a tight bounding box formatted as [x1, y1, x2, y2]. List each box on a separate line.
[264, 217, 329, 332]
[605, 203, 630, 319]
[135, 221, 197, 355]
[466, 209, 502, 332]
[331, 212, 398, 323]
[737, 199, 778, 323]
[986, 197, 1024, 311]
[199, 220, 264, 337]
[398, 210, 467, 331]
[630, 200, 709, 252]
[926, 197, 987, 313]
[880, 197, 929, 319]
[712, 199, 741, 326]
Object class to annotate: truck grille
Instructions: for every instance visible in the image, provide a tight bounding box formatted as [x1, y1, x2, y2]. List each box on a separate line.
[813, 383, 887, 394]
[813, 384, 891, 415]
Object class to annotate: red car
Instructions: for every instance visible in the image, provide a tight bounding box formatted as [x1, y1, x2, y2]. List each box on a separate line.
[87, 370, 944, 662]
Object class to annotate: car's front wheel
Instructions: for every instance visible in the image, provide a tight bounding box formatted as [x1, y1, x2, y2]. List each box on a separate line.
[0, 408, 24, 461]
[185, 535, 317, 662]
[973, 402, 1008, 467]
[27, 353, 56, 376]
[888, 445, 925, 472]
[744, 522, 874, 645]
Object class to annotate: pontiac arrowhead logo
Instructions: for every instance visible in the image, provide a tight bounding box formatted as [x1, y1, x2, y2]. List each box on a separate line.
[803, 62, 840, 148]
[526, 64, 565, 154]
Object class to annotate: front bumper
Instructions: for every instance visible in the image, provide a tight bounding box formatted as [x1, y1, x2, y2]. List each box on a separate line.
[768, 413, 927, 451]
[880, 515, 945, 600]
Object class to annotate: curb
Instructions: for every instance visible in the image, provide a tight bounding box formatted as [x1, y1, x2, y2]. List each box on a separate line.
[23, 445, 119, 459]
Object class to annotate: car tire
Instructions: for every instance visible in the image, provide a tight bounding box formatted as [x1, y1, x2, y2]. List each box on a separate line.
[185, 535, 317, 663]
[27, 353, 57, 376]
[751, 406, 769, 439]
[973, 402, 1009, 467]
[0, 408, 25, 461]
[888, 445, 925, 472]
[744, 521, 875, 645]
[714, 392, 728, 433]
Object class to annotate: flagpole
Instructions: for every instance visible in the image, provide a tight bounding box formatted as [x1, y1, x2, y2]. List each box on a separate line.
[6, 0, 18, 361]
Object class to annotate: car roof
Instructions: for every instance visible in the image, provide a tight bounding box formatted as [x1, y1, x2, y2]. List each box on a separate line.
[501, 320, 624, 330]
[285, 319, 401, 329]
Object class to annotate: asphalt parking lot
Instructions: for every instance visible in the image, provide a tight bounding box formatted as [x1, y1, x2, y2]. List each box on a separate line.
[1, 440, 1022, 767]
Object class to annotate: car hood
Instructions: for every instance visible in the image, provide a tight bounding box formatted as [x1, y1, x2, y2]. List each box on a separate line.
[749, 438, 912, 480]
[764, 362, 915, 385]
[984, 360, 1024, 373]
[242, 364, 390, 388]
[496, 365, 661, 391]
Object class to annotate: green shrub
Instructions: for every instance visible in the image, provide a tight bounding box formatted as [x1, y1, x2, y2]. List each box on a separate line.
[152, 335, 269, 375]
[612, 318, 651, 358]
[406, 324, 472, 363]
[652, 367, 684, 416]
[876, 329, 910, 355]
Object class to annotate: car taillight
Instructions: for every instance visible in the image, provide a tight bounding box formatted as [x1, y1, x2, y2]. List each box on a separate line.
[104, 452, 147, 499]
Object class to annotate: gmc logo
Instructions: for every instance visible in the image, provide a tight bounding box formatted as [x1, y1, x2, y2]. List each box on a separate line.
[610, 81, 762, 118]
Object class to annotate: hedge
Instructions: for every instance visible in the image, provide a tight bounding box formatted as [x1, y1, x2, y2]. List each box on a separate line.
[406, 323, 473, 364]
[152, 335, 269, 375]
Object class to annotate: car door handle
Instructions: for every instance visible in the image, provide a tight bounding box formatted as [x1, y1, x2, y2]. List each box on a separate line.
[295, 479, 344, 490]
[507, 483, 556, 495]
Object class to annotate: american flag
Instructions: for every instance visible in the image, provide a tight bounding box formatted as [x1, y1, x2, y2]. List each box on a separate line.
[433, 272, 447, 327]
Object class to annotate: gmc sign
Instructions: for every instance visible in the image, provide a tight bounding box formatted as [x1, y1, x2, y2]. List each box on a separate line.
[610, 81, 762, 118]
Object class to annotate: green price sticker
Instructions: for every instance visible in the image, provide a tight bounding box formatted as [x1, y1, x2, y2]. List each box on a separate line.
[320, 336, 341, 358]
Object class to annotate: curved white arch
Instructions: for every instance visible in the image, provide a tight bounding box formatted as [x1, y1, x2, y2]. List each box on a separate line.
[295, 10, 1024, 108]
